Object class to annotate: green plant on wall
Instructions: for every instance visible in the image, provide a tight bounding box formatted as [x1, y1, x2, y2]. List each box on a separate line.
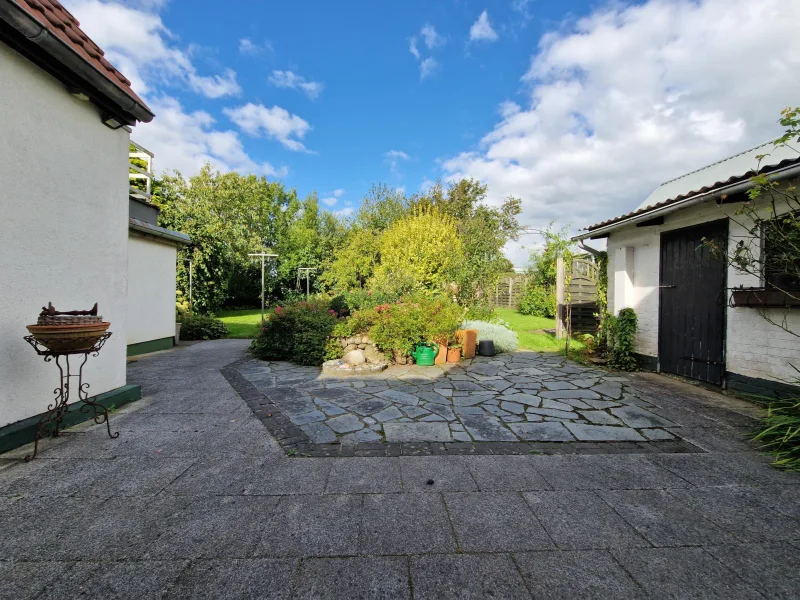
[608, 308, 638, 371]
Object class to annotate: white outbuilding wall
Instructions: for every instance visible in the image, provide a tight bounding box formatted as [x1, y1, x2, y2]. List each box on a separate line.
[606, 195, 800, 387]
[0, 44, 130, 428]
[127, 234, 177, 348]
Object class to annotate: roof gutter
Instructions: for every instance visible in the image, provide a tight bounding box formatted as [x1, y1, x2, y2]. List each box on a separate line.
[129, 218, 191, 245]
[0, 0, 154, 123]
[573, 162, 800, 241]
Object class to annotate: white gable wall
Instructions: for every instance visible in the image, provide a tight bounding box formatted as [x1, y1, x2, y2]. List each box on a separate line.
[606, 192, 800, 385]
[127, 234, 177, 346]
[0, 44, 130, 427]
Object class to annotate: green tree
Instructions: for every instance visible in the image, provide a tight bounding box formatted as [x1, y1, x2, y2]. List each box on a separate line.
[370, 207, 464, 294]
[416, 178, 522, 304]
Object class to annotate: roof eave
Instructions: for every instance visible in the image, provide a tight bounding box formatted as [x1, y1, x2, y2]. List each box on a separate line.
[574, 160, 800, 241]
[129, 218, 191, 246]
[0, 0, 154, 124]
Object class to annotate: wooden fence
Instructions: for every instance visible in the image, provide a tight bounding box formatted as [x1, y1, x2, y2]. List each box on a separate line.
[556, 256, 600, 338]
[489, 273, 529, 309]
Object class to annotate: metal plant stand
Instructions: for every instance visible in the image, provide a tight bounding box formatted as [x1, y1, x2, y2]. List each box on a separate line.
[22, 332, 117, 460]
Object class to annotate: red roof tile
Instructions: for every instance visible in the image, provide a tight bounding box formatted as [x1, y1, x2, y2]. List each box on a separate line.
[13, 0, 150, 113]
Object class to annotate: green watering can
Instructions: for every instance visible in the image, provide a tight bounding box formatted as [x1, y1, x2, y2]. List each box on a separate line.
[411, 342, 438, 366]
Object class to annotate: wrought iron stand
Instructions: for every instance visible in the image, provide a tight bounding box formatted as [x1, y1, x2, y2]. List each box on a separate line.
[22, 332, 118, 460]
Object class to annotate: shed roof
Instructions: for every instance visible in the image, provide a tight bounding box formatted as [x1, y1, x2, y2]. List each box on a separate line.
[584, 141, 800, 233]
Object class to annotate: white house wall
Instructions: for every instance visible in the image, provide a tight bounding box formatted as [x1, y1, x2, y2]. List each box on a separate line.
[127, 235, 177, 346]
[606, 194, 800, 385]
[0, 44, 130, 428]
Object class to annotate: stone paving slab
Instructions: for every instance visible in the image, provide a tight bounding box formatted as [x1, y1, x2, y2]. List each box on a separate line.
[1, 340, 797, 599]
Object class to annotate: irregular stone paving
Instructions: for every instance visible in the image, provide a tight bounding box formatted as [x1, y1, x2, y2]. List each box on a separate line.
[237, 351, 681, 446]
[1, 340, 798, 599]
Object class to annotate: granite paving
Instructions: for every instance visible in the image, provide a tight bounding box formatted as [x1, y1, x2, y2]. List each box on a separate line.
[0, 339, 797, 599]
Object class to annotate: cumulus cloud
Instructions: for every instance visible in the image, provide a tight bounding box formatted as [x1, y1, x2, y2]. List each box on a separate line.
[443, 0, 800, 266]
[268, 70, 324, 100]
[65, 0, 241, 98]
[321, 189, 344, 207]
[64, 0, 293, 179]
[224, 103, 312, 152]
[470, 11, 498, 42]
[132, 96, 287, 177]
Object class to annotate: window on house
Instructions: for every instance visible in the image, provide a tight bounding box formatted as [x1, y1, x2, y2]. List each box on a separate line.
[763, 211, 800, 290]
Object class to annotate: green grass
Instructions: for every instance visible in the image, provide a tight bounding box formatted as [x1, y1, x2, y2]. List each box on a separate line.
[494, 307, 585, 354]
[218, 305, 586, 355]
[217, 308, 263, 339]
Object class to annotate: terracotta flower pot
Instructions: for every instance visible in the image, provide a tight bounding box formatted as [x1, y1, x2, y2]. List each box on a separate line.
[434, 343, 448, 365]
[26, 322, 110, 353]
[457, 329, 478, 359]
[446, 346, 462, 363]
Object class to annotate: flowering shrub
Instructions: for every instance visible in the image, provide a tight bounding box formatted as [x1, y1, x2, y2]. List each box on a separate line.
[330, 293, 464, 361]
[461, 319, 518, 353]
[250, 298, 339, 365]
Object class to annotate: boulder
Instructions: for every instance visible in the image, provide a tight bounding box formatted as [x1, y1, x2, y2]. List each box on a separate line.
[343, 349, 366, 365]
[363, 344, 387, 364]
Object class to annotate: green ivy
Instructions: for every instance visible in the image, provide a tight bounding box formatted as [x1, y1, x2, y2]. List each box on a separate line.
[608, 308, 638, 371]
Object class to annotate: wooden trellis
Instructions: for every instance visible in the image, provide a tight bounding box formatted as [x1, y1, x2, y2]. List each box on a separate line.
[490, 273, 529, 309]
[556, 256, 600, 338]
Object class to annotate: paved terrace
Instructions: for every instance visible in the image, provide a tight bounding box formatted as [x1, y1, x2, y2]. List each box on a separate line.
[0, 339, 798, 599]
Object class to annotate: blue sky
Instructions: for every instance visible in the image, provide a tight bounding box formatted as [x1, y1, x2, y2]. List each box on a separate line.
[68, 0, 800, 264]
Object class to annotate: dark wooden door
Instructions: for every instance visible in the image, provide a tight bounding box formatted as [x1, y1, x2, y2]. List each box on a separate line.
[659, 220, 727, 385]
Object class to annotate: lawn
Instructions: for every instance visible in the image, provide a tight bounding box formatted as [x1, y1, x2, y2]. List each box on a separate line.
[218, 305, 585, 354]
[494, 307, 584, 354]
[217, 308, 263, 339]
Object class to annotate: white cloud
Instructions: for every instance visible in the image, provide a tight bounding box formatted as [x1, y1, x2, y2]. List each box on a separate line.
[268, 70, 324, 100]
[420, 24, 445, 49]
[384, 150, 410, 176]
[410, 24, 444, 79]
[64, 0, 241, 98]
[187, 68, 241, 99]
[443, 0, 800, 266]
[409, 37, 421, 60]
[239, 38, 273, 56]
[224, 103, 312, 152]
[470, 11, 498, 42]
[336, 207, 355, 217]
[63, 1, 290, 178]
[132, 96, 287, 177]
[419, 57, 439, 80]
[321, 190, 343, 207]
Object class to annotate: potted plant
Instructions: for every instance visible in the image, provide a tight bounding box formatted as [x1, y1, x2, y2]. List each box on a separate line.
[446, 343, 462, 363]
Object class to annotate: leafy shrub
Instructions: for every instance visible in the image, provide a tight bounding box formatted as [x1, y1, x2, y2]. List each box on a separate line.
[250, 299, 338, 365]
[329, 294, 350, 317]
[461, 319, 518, 353]
[519, 284, 556, 318]
[179, 313, 228, 340]
[465, 300, 496, 321]
[608, 308, 637, 371]
[752, 397, 800, 471]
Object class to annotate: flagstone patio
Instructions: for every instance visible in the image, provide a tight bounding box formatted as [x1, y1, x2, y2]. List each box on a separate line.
[227, 352, 697, 456]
